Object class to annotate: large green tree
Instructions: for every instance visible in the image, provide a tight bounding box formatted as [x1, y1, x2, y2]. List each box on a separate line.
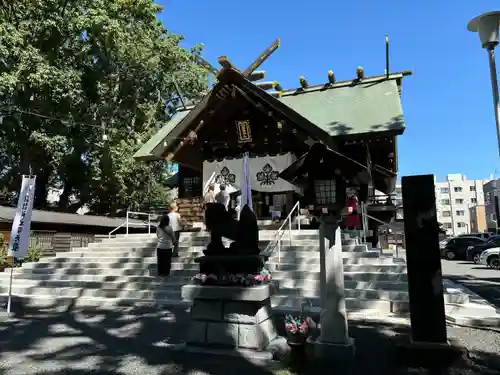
[0, 0, 206, 214]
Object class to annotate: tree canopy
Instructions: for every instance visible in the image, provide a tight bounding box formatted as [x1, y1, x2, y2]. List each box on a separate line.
[0, 0, 207, 215]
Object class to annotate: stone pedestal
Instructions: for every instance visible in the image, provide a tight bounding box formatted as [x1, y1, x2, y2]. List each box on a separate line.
[311, 223, 355, 361]
[181, 284, 279, 356]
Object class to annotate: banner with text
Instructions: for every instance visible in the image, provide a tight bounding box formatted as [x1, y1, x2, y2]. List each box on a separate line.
[8, 175, 36, 261]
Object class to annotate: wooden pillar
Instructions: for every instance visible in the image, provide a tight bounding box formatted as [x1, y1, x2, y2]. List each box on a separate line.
[401, 174, 447, 343]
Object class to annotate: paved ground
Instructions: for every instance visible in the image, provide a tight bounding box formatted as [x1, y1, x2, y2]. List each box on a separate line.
[1, 303, 500, 375]
[442, 259, 500, 309]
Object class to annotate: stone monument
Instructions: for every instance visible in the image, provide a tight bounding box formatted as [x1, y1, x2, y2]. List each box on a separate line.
[181, 203, 281, 359]
[307, 217, 355, 361]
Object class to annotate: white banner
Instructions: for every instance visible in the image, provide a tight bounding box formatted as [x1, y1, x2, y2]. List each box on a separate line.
[202, 159, 242, 195]
[203, 153, 300, 193]
[249, 153, 298, 192]
[8, 175, 36, 261]
[241, 152, 253, 211]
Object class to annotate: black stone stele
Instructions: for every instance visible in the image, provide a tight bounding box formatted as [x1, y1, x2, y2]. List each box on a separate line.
[196, 203, 264, 277]
[401, 174, 447, 344]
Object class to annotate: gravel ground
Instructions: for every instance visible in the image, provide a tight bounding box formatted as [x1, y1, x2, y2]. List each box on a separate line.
[1, 304, 500, 375]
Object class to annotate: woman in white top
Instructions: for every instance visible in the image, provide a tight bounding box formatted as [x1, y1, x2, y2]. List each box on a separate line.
[168, 202, 183, 257]
[156, 214, 176, 276]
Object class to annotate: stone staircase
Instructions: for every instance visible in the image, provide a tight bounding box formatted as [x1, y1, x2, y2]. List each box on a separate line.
[0, 228, 497, 321]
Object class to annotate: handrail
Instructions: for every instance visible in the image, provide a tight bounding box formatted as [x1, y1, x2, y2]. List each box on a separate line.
[261, 201, 301, 268]
[364, 212, 399, 231]
[108, 222, 126, 239]
[108, 210, 154, 238]
[363, 211, 403, 258]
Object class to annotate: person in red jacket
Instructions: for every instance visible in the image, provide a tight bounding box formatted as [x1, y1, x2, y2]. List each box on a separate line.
[345, 192, 360, 230]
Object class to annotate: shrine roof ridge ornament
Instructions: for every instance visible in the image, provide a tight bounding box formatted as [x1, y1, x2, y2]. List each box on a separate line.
[171, 70, 413, 113]
[133, 37, 412, 162]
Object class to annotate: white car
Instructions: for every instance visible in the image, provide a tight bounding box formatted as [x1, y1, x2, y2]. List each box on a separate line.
[479, 247, 500, 269]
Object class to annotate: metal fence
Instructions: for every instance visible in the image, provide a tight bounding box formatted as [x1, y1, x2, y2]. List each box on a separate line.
[29, 231, 109, 255]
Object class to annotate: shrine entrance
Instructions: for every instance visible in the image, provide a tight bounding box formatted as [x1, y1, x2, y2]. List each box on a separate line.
[133, 38, 409, 226]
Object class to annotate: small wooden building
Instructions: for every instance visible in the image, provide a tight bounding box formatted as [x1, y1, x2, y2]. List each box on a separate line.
[134, 59, 411, 224]
[0, 205, 147, 242]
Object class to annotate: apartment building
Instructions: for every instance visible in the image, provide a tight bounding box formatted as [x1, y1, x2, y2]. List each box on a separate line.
[435, 174, 488, 236]
[372, 174, 487, 235]
[483, 179, 500, 232]
[469, 205, 487, 233]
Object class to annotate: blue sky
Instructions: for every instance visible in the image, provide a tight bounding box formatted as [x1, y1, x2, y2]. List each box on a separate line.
[159, 0, 499, 182]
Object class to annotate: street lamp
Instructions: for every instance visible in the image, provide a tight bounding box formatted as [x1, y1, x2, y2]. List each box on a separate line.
[468, 12, 500, 156]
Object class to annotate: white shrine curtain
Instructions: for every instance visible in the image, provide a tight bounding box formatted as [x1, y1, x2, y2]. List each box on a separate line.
[202, 153, 300, 193]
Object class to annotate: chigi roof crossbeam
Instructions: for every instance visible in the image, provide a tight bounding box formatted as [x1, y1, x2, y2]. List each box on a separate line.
[195, 37, 285, 99]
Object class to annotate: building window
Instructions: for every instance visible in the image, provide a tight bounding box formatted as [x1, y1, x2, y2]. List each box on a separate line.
[470, 186, 476, 192]
[440, 187, 449, 194]
[457, 222, 467, 228]
[442, 211, 452, 217]
[441, 199, 450, 205]
[443, 223, 453, 229]
[471, 198, 477, 204]
[454, 187, 463, 193]
[455, 199, 464, 204]
[314, 180, 336, 205]
[456, 210, 465, 216]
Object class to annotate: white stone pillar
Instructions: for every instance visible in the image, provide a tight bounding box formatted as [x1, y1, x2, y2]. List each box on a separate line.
[311, 222, 355, 360]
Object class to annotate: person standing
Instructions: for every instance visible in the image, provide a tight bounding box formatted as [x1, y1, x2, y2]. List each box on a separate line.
[156, 214, 176, 277]
[168, 202, 183, 257]
[345, 192, 361, 230]
[235, 193, 242, 220]
[215, 184, 230, 210]
[204, 184, 216, 205]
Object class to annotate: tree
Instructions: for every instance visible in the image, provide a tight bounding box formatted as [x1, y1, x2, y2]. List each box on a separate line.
[0, 0, 207, 215]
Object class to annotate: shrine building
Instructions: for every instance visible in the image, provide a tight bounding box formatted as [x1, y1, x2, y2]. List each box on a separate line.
[134, 47, 411, 224]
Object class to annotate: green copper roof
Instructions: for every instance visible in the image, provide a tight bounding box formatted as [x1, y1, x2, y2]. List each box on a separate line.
[133, 109, 191, 161]
[133, 72, 408, 161]
[278, 79, 404, 137]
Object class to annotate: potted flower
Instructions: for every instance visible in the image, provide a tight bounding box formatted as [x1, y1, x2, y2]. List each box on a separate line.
[284, 314, 309, 345]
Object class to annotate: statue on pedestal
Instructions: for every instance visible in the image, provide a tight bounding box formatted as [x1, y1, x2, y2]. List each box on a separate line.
[193, 202, 266, 284]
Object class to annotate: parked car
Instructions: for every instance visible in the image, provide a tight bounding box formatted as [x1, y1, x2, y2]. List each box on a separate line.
[479, 248, 500, 269]
[466, 235, 500, 263]
[457, 232, 494, 241]
[441, 236, 486, 260]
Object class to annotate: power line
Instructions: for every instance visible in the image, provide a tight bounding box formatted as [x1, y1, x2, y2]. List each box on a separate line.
[0, 105, 188, 142]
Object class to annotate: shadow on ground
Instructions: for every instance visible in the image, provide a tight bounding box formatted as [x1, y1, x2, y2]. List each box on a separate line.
[1, 302, 500, 375]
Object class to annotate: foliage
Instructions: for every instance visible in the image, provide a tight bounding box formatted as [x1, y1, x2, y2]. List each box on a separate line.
[0, 0, 207, 215]
[25, 243, 43, 263]
[0, 233, 7, 267]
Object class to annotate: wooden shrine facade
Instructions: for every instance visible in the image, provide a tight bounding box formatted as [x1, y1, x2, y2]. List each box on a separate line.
[135, 67, 411, 204]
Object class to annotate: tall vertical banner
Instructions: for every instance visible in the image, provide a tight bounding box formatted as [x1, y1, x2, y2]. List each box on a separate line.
[8, 175, 36, 262]
[241, 153, 253, 211]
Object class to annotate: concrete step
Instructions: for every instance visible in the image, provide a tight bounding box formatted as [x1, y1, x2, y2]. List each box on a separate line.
[268, 263, 407, 273]
[274, 287, 468, 304]
[271, 295, 407, 313]
[17, 260, 198, 271]
[274, 278, 408, 291]
[47, 253, 390, 267]
[21, 258, 401, 274]
[48, 249, 384, 264]
[0, 273, 189, 284]
[445, 302, 498, 318]
[0, 285, 182, 300]
[9, 266, 407, 283]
